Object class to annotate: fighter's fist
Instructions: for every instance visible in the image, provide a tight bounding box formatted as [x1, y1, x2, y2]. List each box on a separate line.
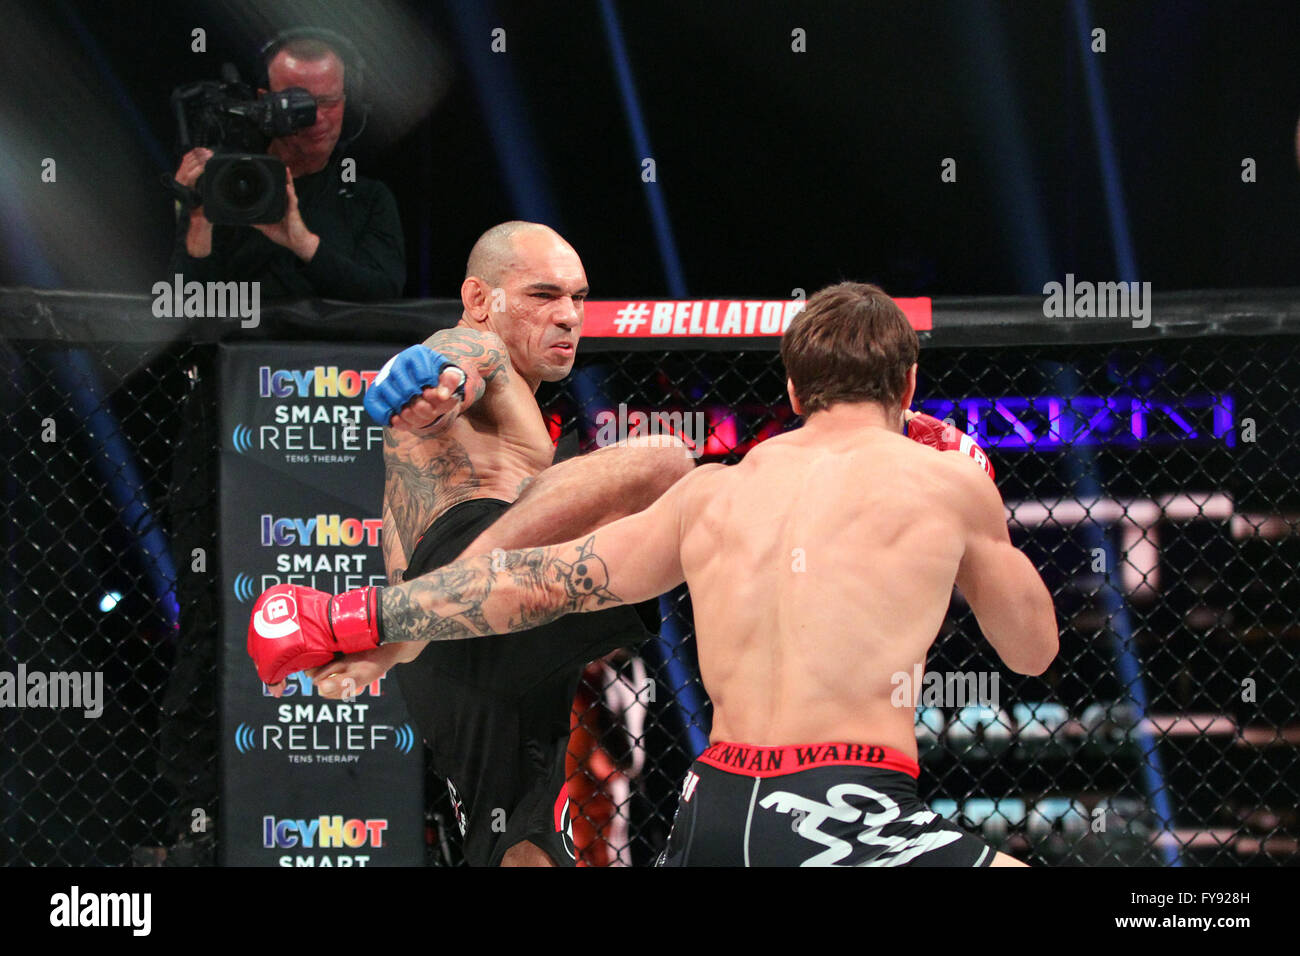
[247, 583, 383, 687]
[364, 345, 468, 431]
[906, 411, 995, 479]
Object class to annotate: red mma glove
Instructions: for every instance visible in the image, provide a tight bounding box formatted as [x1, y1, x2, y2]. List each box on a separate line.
[247, 583, 383, 686]
[906, 411, 995, 479]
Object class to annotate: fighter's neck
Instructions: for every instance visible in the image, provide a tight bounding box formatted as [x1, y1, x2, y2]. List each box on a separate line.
[801, 402, 903, 434]
[510, 358, 542, 394]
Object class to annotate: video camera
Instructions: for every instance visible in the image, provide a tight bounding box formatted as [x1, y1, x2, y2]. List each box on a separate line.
[168, 65, 316, 225]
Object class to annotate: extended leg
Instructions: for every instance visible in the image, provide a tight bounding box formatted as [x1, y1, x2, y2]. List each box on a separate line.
[460, 436, 695, 558]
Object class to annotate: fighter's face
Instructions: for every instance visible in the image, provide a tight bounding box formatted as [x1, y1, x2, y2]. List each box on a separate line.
[266, 51, 345, 172]
[491, 235, 587, 385]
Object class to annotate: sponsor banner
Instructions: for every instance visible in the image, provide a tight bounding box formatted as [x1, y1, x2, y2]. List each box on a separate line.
[219, 343, 422, 866]
[581, 297, 933, 338]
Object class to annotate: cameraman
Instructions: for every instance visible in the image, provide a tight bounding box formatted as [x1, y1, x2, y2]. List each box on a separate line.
[168, 33, 405, 300]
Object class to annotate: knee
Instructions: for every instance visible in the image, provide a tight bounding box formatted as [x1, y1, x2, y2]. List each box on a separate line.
[500, 840, 558, 867]
[620, 434, 697, 486]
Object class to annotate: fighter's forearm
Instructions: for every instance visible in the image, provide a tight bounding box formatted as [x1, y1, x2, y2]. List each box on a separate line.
[378, 537, 624, 644]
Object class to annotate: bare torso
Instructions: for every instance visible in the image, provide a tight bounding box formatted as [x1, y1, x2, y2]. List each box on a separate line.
[419, 370, 555, 511]
[381, 329, 555, 581]
[678, 421, 979, 759]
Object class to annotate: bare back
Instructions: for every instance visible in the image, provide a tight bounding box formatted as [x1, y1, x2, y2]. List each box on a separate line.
[679, 424, 982, 758]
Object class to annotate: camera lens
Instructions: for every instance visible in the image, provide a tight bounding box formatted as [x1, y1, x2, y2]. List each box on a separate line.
[216, 159, 270, 211]
[198, 154, 287, 224]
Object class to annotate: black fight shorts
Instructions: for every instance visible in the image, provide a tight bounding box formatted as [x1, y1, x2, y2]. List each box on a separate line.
[396, 498, 658, 866]
[657, 741, 997, 867]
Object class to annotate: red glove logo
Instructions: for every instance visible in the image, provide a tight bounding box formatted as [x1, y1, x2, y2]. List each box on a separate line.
[248, 583, 383, 687]
[252, 592, 300, 640]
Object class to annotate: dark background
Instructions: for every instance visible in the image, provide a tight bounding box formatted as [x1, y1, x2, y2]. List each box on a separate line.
[1, 0, 1297, 299]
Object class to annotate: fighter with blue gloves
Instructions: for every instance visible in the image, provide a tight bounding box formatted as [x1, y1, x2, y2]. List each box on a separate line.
[249, 221, 693, 866]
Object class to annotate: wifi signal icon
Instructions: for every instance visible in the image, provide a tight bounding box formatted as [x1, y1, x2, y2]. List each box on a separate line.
[393, 724, 416, 754]
[234, 723, 257, 754]
[233, 573, 257, 603]
[232, 424, 254, 454]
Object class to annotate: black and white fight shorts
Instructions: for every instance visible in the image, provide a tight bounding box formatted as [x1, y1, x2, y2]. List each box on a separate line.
[657, 741, 997, 867]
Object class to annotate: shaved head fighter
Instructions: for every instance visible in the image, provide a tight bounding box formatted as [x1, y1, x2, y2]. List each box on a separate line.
[251, 221, 693, 867]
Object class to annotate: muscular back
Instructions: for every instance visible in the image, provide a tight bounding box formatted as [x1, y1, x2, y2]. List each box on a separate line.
[381, 326, 556, 583]
[679, 424, 1008, 758]
[378, 402, 1055, 756]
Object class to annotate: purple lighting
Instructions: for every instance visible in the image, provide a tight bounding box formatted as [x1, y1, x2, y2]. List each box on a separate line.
[916, 394, 1235, 450]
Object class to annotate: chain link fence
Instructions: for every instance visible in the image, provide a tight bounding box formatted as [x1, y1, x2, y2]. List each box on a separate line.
[1, 335, 216, 865]
[4, 294, 1299, 867]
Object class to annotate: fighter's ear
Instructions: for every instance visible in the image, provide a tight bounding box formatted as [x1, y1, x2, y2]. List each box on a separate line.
[460, 277, 492, 325]
[786, 378, 803, 417]
[900, 364, 918, 413]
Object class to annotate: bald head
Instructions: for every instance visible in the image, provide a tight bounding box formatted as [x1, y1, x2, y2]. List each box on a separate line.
[458, 220, 587, 389]
[465, 221, 572, 285]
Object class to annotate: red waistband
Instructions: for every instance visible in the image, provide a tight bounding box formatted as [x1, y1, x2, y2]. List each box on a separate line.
[697, 741, 920, 779]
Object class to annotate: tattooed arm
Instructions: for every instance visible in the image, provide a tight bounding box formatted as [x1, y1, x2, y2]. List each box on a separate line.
[411, 326, 510, 434]
[379, 326, 509, 583]
[379, 465, 714, 643]
[425, 326, 511, 389]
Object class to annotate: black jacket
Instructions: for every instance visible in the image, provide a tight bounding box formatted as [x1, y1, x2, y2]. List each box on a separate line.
[169, 157, 405, 301]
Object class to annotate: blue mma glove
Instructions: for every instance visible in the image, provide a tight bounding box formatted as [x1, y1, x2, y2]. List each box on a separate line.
[364, 345, 467, 427]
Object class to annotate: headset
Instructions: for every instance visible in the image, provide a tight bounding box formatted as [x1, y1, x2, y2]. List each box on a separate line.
[257, 26, 369, 146]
